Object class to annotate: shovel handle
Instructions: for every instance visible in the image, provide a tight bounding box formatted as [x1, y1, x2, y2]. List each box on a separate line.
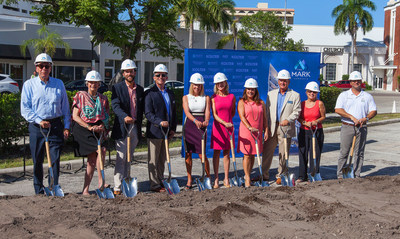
[98, 144, 103, 170]
[312, 136, 316, 160]
[255, 141, 261, 166]
[165, 139, 170, 163]
[45, 141, 52, 169]
[349, 135, 356, 157]
[229, 137, 236, 163]
[127, 136, 131, 163]
[284, 137, 288, 161]
[201, 139, 205, 164]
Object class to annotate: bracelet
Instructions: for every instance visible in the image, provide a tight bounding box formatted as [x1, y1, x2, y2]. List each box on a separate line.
[193, 119, 197, 123]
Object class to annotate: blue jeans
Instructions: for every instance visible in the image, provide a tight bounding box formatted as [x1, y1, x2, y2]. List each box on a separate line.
[29, 120, 63, 194]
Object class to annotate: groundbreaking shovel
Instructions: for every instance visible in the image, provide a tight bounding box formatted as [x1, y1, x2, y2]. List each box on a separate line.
[94, 130, 114, 199]
[226, 126, 244, 187]
[161, 126, 180, 195]
[250, 130, 269, 187]
[342, 125, 359, 179]
[280, 125, 295, 187]
[121, 123, 138, 198]
[195, 127, 212, 191]
[308, 126, 322, 182]
[40, 126, 64, 197]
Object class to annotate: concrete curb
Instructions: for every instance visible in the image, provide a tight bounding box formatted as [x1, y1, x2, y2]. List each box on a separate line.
[1, 118, 399, 175]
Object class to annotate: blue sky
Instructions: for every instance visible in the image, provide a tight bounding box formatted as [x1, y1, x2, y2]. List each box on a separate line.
[234, 0, 387, 27]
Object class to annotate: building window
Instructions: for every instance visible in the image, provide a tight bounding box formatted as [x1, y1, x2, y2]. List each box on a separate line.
[0, 63, 10, 75]
[3, 5, 19, 12]
[104, 59, 123, 84]
[144, 62, 168, 87]
[177, 63, 184, 82]
[353, 64, 362, 74]
[55, 66, 74, 83]
[326, 63, 336, 82]
[22, 9, 27, 13]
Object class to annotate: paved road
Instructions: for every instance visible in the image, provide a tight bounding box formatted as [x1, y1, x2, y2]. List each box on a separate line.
[1, 122, 399, 196]
[370, 90, 400, 113]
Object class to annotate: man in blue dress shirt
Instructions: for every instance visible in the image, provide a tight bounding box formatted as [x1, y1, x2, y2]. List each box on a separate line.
[21, 53, 71, 194]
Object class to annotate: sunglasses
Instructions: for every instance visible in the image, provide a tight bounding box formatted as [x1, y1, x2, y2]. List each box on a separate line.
[36, 64, 51, 69]
[125, 69, 137, 73]
[155, 74, 167, 78]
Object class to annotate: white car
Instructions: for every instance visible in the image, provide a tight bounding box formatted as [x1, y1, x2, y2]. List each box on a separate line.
[0, 74, 20, 94]
[144, 80, 185, 92]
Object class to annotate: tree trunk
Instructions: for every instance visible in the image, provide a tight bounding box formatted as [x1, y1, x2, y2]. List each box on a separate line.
[350, 36, 355, 73]
[189, 21, 193, 49]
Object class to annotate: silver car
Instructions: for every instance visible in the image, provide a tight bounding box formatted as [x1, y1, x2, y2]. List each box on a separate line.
[0, 74, 20, 94]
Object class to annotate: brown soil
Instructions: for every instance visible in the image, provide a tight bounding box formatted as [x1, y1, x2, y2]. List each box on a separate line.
[1, 175, 400, 238]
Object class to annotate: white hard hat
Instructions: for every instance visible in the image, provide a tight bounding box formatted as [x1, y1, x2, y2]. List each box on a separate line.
[34, 53, 52, 64]
[213, 72, 228, 84]
[190, 73, 204, 84]
[349, 71, 362, 81]
[153, 64, 168, 73]
[244, 78, 258, 88]
[121, 59, 137, 70]
[277, 69, 291, 80]
[305, 81, 320, 92]
[85, 70, 103, 82]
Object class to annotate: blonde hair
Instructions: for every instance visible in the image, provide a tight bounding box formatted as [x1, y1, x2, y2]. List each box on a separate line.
[189, 83, 204, 96]
[213, 81, 229, 94]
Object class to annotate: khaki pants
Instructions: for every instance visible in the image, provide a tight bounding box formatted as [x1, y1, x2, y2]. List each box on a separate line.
[262, 125, 292, 180]
[147, 138, 167, 190]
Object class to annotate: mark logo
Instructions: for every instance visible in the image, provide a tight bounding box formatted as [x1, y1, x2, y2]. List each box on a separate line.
[294, 59, 308, 71]
[292, 59, 311, 78]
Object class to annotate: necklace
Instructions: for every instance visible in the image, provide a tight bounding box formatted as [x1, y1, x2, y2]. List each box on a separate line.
[248, 101, 259, 121]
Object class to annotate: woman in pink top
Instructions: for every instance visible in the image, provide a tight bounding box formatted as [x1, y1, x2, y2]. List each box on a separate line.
[297, 81, 326, 183]
[237, 78, 269, 187]
[211, 72, 236, 188]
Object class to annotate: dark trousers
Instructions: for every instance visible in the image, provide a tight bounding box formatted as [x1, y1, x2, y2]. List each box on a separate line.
[29, 120, 63, 194]
[297, 128, 324, 180]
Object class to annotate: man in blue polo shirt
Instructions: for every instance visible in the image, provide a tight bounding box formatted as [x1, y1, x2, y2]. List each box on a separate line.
[21, 53, 71, 194]
[335, 71, 377, 178]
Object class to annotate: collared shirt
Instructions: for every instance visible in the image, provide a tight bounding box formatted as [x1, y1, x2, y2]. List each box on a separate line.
[126, 81, 137, 120]
[156, 84, 170, 121]
[21, 76, 71, 128]
[276, 90, 287, 122]
[335, 89, 377, 124]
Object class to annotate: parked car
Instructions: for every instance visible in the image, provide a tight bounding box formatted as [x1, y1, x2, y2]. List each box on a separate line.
[0, 74, 20, 94]
[65, 80, 108, 93]
[329, 80, 366, 89]
[144, 80, 185, 92]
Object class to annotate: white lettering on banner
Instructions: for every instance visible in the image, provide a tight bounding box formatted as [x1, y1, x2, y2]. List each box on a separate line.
[221, 62, 234, 65]
[236, 69, 249, 72]
[231, 55, 244, 59]
[231, 89, 243, 93]
[192, 68, 206, 72]
[208, 62, 218, 66]
[247, 56, 258, 60]
[291, 71, 311, 77]
[206, 55, 220, 59]
[237, 62, 243, 66]
[223, 68, 234, 73]
[222, 55, 229, 58]
[245, 62, 258, 66]
[252, 69, 258, 72]
[193, 54, 203, 58]
[208, 68, 219, 72]
[193, 61, 204, 65]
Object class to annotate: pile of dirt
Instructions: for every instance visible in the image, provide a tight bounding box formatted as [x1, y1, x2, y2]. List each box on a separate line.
[1, 175, 400, 238]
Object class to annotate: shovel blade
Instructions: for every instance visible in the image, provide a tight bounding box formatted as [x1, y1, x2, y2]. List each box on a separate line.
[163, 179, 180, 195]
[122, 177, 138, 198]
[96, 188, 115, 199]
[53, 185, 64, 197]
[281, 173, 295, 187]
[343, 167, 354, 179]
[255, 180, 270, 187]
[308, 173, 316, 183]
[314, 173, 322, 181]
[196, 177, 212, 192]
[229, 176, 244, 187]
[44, 187, 53, 196]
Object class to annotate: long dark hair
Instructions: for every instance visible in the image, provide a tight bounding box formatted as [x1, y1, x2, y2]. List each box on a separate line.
[241, 88, 261, 104]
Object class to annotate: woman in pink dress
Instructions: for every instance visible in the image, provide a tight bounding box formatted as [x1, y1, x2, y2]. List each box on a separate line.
[237, 78, 269, 187]
[211, 72, 236, 188]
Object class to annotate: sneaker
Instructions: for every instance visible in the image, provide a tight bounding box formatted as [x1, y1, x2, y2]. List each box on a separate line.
[276, 178, 281, 185]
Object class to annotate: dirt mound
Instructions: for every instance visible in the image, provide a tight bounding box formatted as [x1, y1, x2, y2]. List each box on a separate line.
[1, 175, 400, 238]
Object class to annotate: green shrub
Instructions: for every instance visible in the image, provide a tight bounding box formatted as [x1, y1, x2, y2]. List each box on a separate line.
[0, 93, 28, 152]
[364, 82, 372, 91]
[342, 74, 349, 81]
[319, 87, 342, 113]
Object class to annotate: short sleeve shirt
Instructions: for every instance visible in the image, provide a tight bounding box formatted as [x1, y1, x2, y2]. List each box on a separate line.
[335, 89, 377, 124]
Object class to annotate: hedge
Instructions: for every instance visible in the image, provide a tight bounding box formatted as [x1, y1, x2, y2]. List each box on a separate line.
[319, 86, 342, 113]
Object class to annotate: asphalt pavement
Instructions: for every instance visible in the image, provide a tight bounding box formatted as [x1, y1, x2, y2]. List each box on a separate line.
[1, 121, 399, 196]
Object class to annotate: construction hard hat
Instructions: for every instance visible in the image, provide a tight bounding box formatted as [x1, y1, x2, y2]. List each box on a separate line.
[277, 69, 291, 80]
[153, 64, 168, 73]
[190, 73, 205, 84]
[349, 71, 362, 81]
[85, 70, 103, 82]
[305, 81, 320, 92]
[244, 78, 258, 88]
[213, 72, 228, 84]
[34, 53, 52, 64]
[121, 59, 137, 70]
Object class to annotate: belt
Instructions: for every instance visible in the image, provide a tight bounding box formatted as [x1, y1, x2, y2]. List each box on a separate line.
[342, 122, 354, 126]
[44, 117, 62, 123]
[192, 112, 205, 116]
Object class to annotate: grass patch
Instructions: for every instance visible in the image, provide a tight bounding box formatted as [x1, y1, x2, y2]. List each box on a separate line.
[322, 113, 400, 128]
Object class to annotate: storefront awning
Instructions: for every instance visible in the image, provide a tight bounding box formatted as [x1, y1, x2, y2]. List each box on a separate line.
[52, 48, 99, 62]
[372, 65, 398, 70]
[0, 44, 31, 60]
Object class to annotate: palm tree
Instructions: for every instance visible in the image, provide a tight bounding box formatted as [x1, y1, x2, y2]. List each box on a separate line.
[332, 0, 376, 72]
[216, 19, 238, 50]
[175, 0, 234, 48]
[20, 25, 71, 57]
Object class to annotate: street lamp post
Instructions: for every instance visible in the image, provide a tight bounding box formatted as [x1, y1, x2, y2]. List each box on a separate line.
[90, 34, 95, 70]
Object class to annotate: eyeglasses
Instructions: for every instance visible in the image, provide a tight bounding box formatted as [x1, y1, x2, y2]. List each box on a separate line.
[155, 74, 167, 78]
[125, 69, 137, 74]
[36, 64, 51, 69]
[306, 90, 317, 94]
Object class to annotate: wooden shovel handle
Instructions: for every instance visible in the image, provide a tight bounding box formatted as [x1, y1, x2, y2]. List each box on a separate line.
[127, 136, 131, 163]
[229, 137, 236, 163]
[45, 141, 52, 169]
[350, 135, 357, 157]
[312, 137, 316, 160]
[201, 139, 205, 164]
[284, 137, 288, 160]
[165, 139, 170, 163]
[255, 141, 261, 166]
[98, 144, 103, 170]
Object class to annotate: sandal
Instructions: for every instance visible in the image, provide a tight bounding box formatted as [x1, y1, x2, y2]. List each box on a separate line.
[223, 181, 231, 188]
